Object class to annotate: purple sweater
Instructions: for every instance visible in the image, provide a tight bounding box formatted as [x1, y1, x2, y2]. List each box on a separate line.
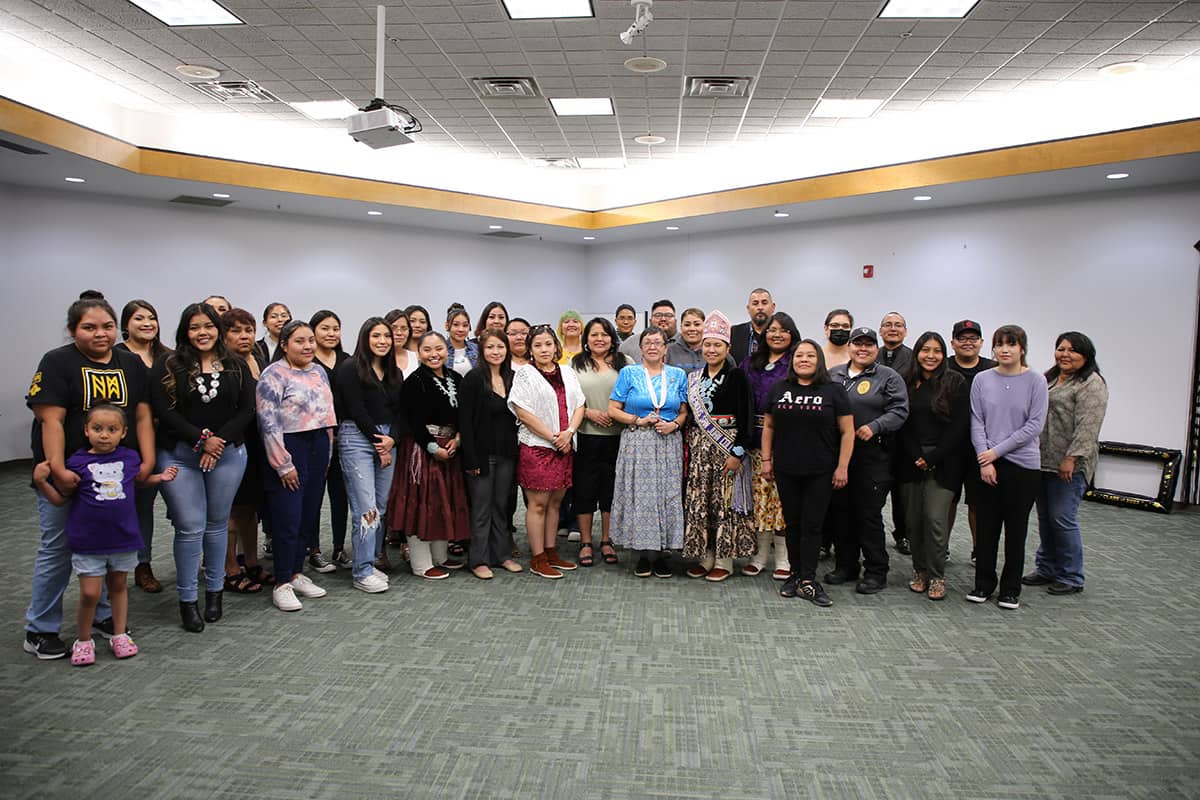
[969, 369, 1048, 471]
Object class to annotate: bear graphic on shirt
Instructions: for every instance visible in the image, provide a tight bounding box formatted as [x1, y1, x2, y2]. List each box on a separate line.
[88, 461, 126, 501]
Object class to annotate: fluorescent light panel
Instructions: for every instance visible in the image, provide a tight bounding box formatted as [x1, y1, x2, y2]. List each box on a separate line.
[289, 100, 359, 120]
[812, 98, 883, 118]
[549, 97, 613, 116]
[502, 1, 593, 20]
[576, 157, 625, 169]
[879, 0, 978, 18]
[125, 0, 242, 26]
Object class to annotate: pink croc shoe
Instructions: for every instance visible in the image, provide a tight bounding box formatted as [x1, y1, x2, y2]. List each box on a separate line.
[71, 639, 95, 666]
[109, 633, 139, 659]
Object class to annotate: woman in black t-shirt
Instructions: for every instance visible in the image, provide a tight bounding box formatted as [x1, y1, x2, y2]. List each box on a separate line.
[151, 303, 255, 632]
[22, 293, 155, 660]
[309, 310, 351, 572]
[761, 339, 853, 607]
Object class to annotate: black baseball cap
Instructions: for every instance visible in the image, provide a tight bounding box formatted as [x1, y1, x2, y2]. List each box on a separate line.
[849, 326, 878, 344]
[952, 320, 982, 338]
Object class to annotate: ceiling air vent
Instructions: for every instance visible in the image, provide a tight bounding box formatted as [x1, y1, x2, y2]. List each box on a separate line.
[0, 138, 47, 155]
[482, 230, 534, 239]
[170, 195, 234, 207]
[472, 77, 542, 98]
[532, 157, 578, 168]
[685, 76, 752, 98]
[191, 80, 279, 104]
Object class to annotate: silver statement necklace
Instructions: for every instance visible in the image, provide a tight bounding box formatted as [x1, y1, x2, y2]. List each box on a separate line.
[431, 371, 458, 408]
[196, 362, 223, 403]
[698, 371, 724, 411]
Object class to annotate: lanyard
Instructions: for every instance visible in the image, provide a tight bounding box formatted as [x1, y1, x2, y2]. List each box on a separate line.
[642, 366, 668, 413]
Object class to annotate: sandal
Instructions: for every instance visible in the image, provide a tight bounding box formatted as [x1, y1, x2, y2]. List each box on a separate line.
[224, 570, 263, 594]
[244, 564, 276, 587]
[599, 540, 618, 565]
[578, 543, 594, 568]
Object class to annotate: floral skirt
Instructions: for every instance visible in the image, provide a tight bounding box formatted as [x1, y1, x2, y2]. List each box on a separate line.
[750, 448, 785, 532]
[517, 443, 573, 492]
[683, 428, 756, 559]
[610, 426, 684, 551]
[390, 435, 469, 542]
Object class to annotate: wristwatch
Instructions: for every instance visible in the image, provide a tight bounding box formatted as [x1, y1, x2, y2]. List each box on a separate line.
[731, 446, 745, 457]
[426, 442, 440, 454]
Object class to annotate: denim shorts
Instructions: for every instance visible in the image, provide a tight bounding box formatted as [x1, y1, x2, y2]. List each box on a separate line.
[72, 551, 138, 577]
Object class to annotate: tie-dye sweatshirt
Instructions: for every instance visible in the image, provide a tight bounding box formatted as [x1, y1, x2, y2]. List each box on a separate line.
[256, 360, 337, 476]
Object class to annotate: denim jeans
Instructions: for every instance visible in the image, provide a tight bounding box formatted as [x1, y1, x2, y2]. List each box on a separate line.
[135, 485, 157, 563]
[158, 442, 248, 602]
[1035, 471, 1088, 588]
[25, 491, 110, 633]
[339, 422, 395, 580]
[265, 429, 331, 585]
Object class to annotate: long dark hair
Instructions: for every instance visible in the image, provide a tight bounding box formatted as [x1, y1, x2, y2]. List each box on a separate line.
[786, 339, 830, 385]
[119, 299, 169, 359]
[163, 303, 238, 407]
[474, 301, 509, 338]
[309, 309, 345, 354]
[992, 324, 1029, 367]
[384, 308, 410, 350]
[572, 317, 629, 372]
[749, 312, 801, 371]
[352, 317, 399, 386]
[1044, 331, 1103, 385]
[470, 329, 515, 392]
[906, 331, 964, 420]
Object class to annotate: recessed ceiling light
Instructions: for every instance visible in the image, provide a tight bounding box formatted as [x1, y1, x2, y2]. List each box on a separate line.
[624, 56, 668, 74]
[501, 0, 594, 19]
[367, 210, 383, 216]
[125, 0, 242, 27]
[879, 1, 979, 18]
[634, 134, 666, 145]
[549, 97, 614, 116]
[64, 177, 86, 183]
[1099, 61, 1147, 78]
[212, 192, 231, 199]
[773, 210, 789, 218]
[583, 236, 596, 240]
[665, 226, 680, 231]
[489, 225, 504, 230]
[913, 195, 932, 201]
[288, 99, 359, 120]
[175, 64, 221, 80]
[576, 157, 625, 169]
[812, 98, 883, 118]
[1106, 173, 1130, 180]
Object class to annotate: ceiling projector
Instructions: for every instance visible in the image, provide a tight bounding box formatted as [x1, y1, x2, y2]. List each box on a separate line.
[347, 100, 421, 149]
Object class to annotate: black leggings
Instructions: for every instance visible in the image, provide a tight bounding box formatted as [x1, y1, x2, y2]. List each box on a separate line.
[973, 458, 1040, 597]
[775, 471, 834, 582]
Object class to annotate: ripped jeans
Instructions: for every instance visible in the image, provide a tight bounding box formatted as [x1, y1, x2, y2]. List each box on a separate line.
[338, 422, 396, 581]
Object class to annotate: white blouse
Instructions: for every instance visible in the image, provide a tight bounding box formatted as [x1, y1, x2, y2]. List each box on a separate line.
[507, 363, 586, 449]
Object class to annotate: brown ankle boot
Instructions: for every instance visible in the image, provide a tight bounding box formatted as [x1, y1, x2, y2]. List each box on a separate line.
[530, 552, 563, 580]
[546, 548, 577, 571]
[135, 562, 163, 593]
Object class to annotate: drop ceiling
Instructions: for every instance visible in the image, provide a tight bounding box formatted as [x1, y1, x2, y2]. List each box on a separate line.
[1, 0, 1199, 210]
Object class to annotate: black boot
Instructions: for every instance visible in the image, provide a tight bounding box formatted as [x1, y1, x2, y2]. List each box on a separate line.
[180, 601, 205, 633]
[204, 591, 223, 623]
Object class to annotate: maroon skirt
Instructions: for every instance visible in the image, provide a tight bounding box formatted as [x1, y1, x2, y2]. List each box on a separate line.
[517, 443, 573, 492]
[391, 435, 469, 542]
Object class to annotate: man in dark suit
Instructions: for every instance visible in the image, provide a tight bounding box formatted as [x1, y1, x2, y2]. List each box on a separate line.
[730, 288, 775, 366]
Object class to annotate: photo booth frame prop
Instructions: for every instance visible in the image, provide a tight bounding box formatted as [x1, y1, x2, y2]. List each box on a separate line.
[1084, 441, 1182, 514]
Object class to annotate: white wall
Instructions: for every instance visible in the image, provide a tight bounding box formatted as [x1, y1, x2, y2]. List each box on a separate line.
[0, 184, 587, 461]
[586, 184, 1200, 459]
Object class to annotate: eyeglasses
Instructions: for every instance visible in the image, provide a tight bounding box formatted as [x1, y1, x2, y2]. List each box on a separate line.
[880, 322, 905, 329]
[955, 336, 981, 344]
[650, 312, 675, 320]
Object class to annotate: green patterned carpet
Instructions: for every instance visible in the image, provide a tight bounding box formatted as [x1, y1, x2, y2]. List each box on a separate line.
[1, 461, 1197, 799]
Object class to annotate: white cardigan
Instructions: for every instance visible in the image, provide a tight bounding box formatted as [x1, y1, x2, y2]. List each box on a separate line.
[507, 363, 586, 449]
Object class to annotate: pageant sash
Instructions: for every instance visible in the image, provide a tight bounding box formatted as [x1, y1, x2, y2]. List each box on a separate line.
[688, 370, 752, 515]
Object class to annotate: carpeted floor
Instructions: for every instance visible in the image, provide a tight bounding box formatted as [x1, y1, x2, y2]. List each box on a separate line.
[1, 460, 1197, 799]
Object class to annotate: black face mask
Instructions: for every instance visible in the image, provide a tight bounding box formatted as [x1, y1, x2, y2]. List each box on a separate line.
[828, 329, 851, 346]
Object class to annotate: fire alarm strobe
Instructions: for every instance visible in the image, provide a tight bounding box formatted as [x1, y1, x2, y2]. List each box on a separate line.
[863, 265, 874, 278]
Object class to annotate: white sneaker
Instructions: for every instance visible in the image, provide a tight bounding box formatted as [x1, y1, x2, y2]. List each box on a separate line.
[291, 573, 327, 598]
[567, 530, 582, 542]
[353, 573, 389, 593]
[273, 583, 302, 612]
[371, 567, 390, 583]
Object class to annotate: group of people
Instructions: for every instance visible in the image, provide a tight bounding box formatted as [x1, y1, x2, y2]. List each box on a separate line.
[21, 288, 1108, 665]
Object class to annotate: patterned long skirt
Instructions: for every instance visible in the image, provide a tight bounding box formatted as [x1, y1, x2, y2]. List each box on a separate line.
[394, 435, 469, 542]
[610, 426, 685, 551]
[682, 428, 756, 559]
[750, 448, 785, 532]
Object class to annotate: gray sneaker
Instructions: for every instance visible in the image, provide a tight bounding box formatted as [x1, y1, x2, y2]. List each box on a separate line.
[307, 551, 336, 573]
[332, 550, 352, 569]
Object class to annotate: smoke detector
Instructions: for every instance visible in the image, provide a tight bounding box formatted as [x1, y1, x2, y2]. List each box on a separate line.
[175, 64, 222, 80]
[624, 56, 667, 73]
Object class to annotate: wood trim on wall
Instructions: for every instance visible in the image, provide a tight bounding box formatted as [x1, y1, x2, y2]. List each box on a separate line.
[3, 97, 1198, 231]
